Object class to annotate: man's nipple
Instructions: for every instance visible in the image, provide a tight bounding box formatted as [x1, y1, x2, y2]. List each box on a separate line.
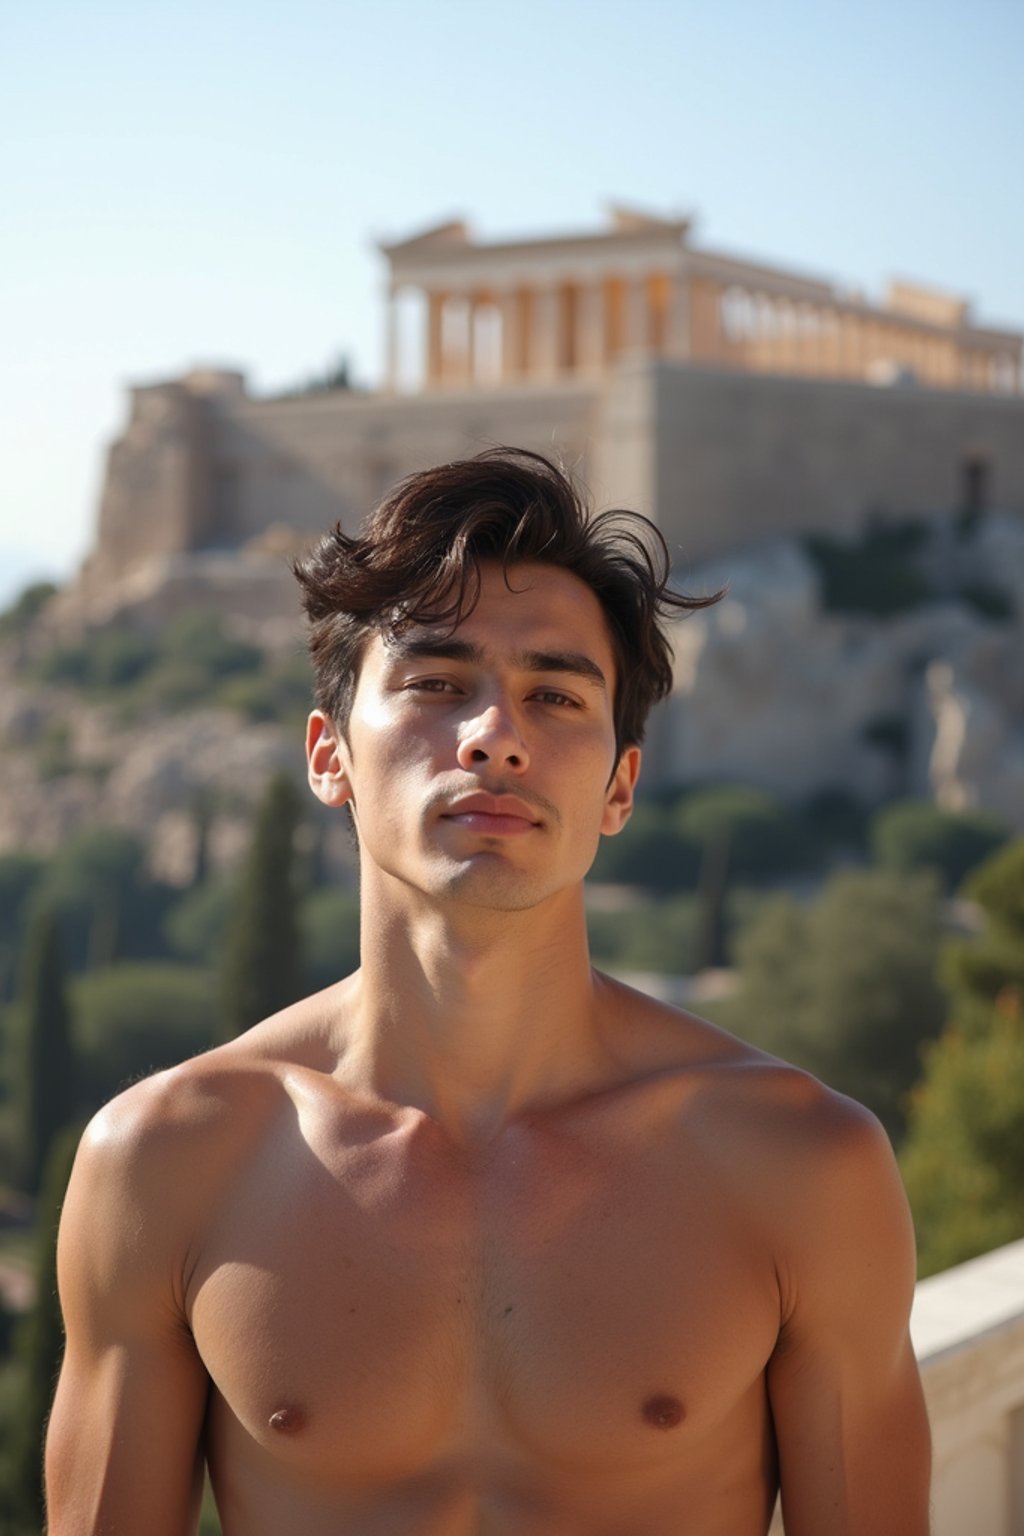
[641, 1393, 685, 1430]
[268, 1404, 306, 1434]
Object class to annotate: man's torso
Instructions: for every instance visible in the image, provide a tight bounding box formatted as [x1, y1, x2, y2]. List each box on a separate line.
[179, 990, 796, 1535]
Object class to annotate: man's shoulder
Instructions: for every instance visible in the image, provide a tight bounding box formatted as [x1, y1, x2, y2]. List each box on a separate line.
[81, 985, 347, 1192]
[599, 971, 896, 1209]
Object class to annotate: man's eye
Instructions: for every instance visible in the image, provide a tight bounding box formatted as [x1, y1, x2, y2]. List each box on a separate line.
[532, 689, 578, 708]
[407, 678, 455, 693]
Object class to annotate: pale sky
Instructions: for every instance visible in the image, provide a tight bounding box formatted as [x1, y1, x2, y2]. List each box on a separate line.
[2, 0, 1022, 606]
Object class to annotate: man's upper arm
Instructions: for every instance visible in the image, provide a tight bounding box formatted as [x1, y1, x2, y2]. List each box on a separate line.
[766, 1097, 931, 1536]
[46, 1082, 211, 1536]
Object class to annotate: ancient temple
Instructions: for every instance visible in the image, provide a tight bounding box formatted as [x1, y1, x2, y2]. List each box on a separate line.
[74, 205, 1024, 616]
[381, 207, 1020, 396]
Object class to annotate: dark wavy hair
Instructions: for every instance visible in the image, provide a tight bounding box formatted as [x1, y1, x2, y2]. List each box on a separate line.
[292, 447, 723, 758]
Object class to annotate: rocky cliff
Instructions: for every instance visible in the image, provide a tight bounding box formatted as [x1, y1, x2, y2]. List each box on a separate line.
[2, 509, 1022, 876]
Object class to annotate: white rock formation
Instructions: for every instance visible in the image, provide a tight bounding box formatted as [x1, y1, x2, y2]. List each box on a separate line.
[661, 531, 1024, 829]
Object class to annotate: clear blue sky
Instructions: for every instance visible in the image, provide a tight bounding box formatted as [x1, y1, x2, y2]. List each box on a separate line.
[2, 0, 1022, 604]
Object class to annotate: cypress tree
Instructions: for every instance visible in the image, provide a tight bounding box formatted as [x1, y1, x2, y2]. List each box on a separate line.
[694, 827, 730, 972]
[190, 785, 214, 889]
[218, 772, 304, 1040]
[902, 838, 1024, 1274]
[4, 1124, 80, 1533]
[16, 909, 75, 1196]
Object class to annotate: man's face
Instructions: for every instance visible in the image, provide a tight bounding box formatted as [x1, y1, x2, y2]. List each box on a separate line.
[307, 561, 639, 914]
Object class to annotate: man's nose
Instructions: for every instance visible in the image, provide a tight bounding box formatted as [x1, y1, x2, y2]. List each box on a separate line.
[455, 702, 530, 772]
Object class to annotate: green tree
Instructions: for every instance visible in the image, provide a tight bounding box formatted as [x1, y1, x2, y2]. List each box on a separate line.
[0, 854, 44, 1004]
[723, 869, 945, 1138]
[588, 800, 698, 892]
[901, 838, 1024, 1274]
[219, 774, 304, 1040]
[148, 610, 263, 710]
[587, 894, 702, 976]
[0, 579, 59, 639]
[302, 887, 361, 992]
[14, 910, 75, 1195]
[2, 1124, 79, 1533]
[942, 837, 1024, 1021]
[675, 786, 814, 884]
[901, 1001, 1024, 1277]
[163, 878, 237, 967]
[31, 826, 175, 973]
[871, 799, 1008, 893]
[72, 961, 216, 1106]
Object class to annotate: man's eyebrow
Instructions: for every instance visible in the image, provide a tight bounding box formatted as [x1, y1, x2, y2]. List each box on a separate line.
[519, 649, 607, 690]
[384, 635, 607, 690]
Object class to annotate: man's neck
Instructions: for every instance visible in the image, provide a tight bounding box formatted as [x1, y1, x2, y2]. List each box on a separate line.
[336, 876, 612, 1141]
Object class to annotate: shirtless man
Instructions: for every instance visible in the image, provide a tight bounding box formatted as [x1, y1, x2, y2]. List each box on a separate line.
[46, 448, 931, 1535]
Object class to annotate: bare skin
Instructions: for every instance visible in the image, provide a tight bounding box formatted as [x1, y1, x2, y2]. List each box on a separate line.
[47, 563, 931, 1535]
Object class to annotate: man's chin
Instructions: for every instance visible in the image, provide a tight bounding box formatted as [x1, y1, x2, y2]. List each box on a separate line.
[416, 854, 559, 914]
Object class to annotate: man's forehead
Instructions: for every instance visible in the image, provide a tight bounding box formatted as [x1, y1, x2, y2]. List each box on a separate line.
[419, 561, 609, 638]
[365, 563, 617, 684]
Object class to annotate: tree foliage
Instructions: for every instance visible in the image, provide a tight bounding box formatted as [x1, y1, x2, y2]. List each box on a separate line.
[0, 854, 45, 1004]
[587, 895, 702, 975]
[723, 869, 945, 1137]
[219, 774, 304, 1040]
[1, 1124, 79, 1532]
[901, 1002, 1024, 1277]
[14, 910, 75, 1195]
[871, 799, 1008, 893]
[301, 887, 361, 992]
[589, 801, 697, 892]
[802, 521, 932, 616]
[590, 784, 816, 896]
[29, 826, 174, 973]
[674, 786, 814, 884]
[0, 580, 58, 641]
[71, 962, 216, 1105]
[901, 838, 1024, 1274]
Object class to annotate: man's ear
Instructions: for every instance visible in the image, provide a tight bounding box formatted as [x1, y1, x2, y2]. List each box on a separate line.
[601, 745, 641, 836]
[306, 710, 352, 808]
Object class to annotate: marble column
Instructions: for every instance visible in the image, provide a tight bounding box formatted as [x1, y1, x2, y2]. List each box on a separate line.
[667, 273, 691, 360]
[576, 281, 605, 371]
[465, 296, 478, 386]
[384, 290, 399, 391]
[624, 276, 649, 353]
[500, 289, 524, 380]
[426, 292, 445, 386]
[531, 286, 559, 378]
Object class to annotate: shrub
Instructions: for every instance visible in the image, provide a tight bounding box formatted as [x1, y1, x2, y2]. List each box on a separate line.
[163, 879, 238, 966]
[901, 839, 1024, 1273]
[803, 522, 932, 616]
[726, 869, 945, 1137]
[871, 800, 1008, 893]
[589, 801, 698, 892]
[0, 580, 59, 641]
[587, 895, 701, 975]
[71, 962, 216, 1107]
[30, 827, 174, 971]
[956, 581, 1015, 622]
[302, 888, 361, 991]
[675, 786, 814, 883]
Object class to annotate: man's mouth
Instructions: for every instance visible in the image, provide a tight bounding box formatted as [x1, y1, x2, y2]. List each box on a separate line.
[440, 793, 542, 834]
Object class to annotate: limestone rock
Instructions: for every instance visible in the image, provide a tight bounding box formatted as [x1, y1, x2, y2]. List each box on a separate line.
[660, 536, 1024, 829]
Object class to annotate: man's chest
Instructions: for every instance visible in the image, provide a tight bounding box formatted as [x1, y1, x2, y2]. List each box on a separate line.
[188, 1107, 780, 1480]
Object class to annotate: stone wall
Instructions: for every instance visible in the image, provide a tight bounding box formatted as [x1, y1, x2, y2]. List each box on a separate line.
[83, 375, 603, 589]
[634, 361, 1024, 564]
[81, 358, 1024, 616]
[912, 1238, 1024, 1536]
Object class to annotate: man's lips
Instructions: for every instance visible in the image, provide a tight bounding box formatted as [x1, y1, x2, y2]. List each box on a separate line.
[440, 793, 542, 834]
